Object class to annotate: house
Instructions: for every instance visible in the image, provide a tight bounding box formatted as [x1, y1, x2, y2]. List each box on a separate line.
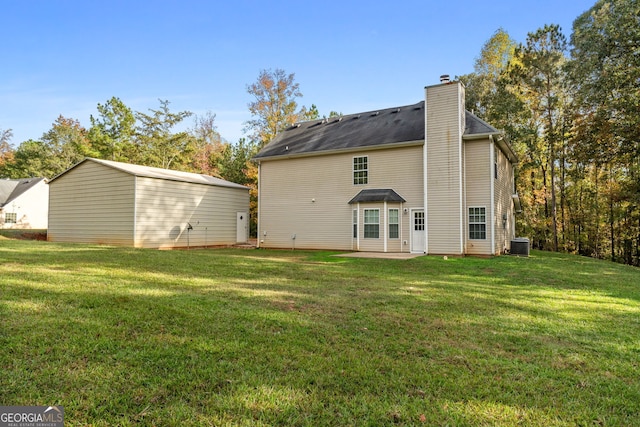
[254, 77, 521, 255]
[0, 178, 49, 229]
[47, 158, 250, 249]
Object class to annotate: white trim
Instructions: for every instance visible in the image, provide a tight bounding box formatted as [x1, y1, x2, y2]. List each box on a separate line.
[255, 139, 424, 161]
[489, 138, 496, 253]
[462, 135, 467, 254]
[352, 208, 358, 251]
[352, 155, 368, 186]
[383, 201, 388, 252]
[363, 208, 380, 239]
[400, 204, 404, 252]
[410, 208, 426, 253]
[356, 203, 360, 250]
[468, 206, 488, 240]
[388, 208, 400, 240]
[457, 84, 464, 255]
[423, 87, 429, 254]
[257, 162, 262, 248]
[133, 176, 138, 246]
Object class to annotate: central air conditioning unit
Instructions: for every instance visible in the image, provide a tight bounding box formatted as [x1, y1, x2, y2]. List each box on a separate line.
[510, 238, 530, 256]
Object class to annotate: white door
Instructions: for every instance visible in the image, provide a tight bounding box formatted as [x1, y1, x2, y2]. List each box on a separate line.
[411, 210, 425, 253]
[236, 212, 247, 243]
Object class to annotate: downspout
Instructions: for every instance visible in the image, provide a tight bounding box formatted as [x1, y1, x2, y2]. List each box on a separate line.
[462, 135, 467, 255]
[423, 88, 429, 254]
[489, 136, 496, 255]
[133, 176, 137, 247]
[356, 202, 360, 251]
[457, 84, 464, 255]
[257, 161, 261, 248]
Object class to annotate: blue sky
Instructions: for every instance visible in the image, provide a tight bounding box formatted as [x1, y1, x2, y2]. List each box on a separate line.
[2, 0, 595, 146]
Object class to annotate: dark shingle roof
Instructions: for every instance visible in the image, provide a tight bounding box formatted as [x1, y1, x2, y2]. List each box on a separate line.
[254, 102, 426, 160]
[465, 111, 499, 135]
[0, 178, 46, 207]
[348, 189, 406, 204]
[255, 101, 503, 160]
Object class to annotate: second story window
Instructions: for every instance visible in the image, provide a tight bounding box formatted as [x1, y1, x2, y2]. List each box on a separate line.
[353, 156, 368, 185]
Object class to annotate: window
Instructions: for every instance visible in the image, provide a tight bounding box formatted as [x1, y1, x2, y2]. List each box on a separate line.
[353, 156, 368, 185]
[5, 212, 17, 224]
[414, 211, 424, 231]
[364, 209, 379, 238]
[388, 209, 399, 239]
[469, 207, 486, 240]
[353, 209, 358, 238]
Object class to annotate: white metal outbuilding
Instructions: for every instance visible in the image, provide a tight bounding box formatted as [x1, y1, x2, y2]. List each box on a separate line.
[48, 158, 250, 248]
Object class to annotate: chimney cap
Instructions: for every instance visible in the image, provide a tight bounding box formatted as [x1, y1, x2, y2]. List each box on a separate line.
[440, 74, 450, 83]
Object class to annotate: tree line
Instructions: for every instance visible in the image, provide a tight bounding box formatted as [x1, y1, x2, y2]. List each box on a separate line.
[458, 0, 639, 266]
[0, 69, 323, 237]
[1, 0, 637, 265]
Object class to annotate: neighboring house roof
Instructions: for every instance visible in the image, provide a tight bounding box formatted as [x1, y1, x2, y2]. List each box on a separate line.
[0, 178, 47, 208]
[48, 158, 249, 190]
[255, 101, 517, 163]
[348, 189, 406, 204]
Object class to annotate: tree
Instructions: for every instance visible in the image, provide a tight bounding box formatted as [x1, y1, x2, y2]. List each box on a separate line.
[300, 104, 320, 121]
[4, 140, 49, 178]
[1, 117, 91, 179]
[0, 128, 14, 175]
[134, 99, 194, 169]
[568, 0, 640, 264]
[570, 0, 640, 154]
[245, 68, 304, 147]
[509, 24, 569, 252]
[42, 116, 94, 177]
[217, 138, 259, 236]
[457, 28, 517, 120]
[190, 111, 226, 176]
[88, 97, 136, 162]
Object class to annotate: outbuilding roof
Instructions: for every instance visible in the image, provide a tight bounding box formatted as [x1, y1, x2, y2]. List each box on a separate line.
[48, 158, 249, 190]
[254, 101, 513, 161]
[0, 178, 46, 207]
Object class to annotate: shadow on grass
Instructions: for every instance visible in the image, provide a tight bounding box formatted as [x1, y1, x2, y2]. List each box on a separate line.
[2, 241, 640, 424]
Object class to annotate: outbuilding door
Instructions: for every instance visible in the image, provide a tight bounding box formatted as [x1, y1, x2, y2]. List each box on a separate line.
[411, 210, 426, 253]
[236, 212, 247, 243]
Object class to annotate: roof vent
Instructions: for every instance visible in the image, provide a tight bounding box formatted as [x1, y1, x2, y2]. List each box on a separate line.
[440, 74, 450, 83]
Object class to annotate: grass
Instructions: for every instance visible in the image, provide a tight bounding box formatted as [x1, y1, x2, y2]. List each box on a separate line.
[1, 239, 639, 426]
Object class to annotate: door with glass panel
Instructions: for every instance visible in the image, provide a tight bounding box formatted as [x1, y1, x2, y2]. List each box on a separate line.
[411, 210, 425, 253]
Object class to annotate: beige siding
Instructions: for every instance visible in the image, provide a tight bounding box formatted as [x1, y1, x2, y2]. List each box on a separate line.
[135, 177, 249, 249]
[494, 146, 516, 254]
[48, 161, 135, 245]
[258, 145, 423, 251]
[464, 139, 493, 255]
[425, 82, 464, 254]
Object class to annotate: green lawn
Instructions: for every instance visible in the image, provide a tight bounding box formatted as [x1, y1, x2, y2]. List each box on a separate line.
[1, 239, 639, 426]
